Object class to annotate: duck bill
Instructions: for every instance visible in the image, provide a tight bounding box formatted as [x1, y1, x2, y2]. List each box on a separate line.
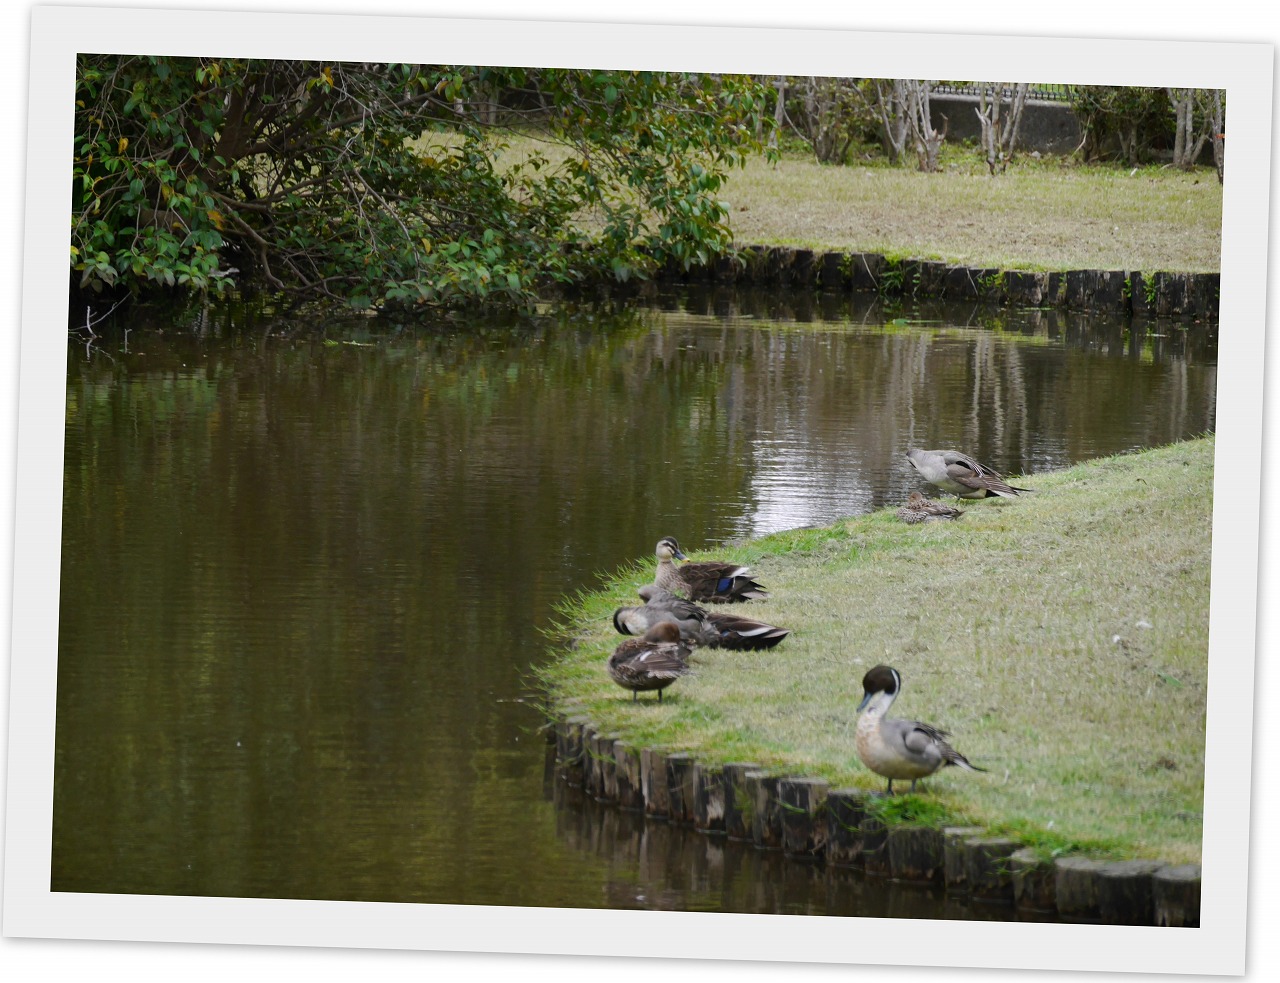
[856, 692, 872, 713]
[673, 549, 688, 560]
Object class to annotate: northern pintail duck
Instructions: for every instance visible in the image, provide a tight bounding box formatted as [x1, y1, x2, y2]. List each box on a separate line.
[612, 585, 790, 650]
[653, 536, 768, 603]
[896, 491, 964, 524]
[906, 448, 1032, 499]
[607, 622, 694, 702]
[854, 665, 985, 794]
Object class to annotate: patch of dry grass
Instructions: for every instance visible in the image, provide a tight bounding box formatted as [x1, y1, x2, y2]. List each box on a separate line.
[480, 134, 1222, 274]
[720, 154, 1223, 273]
[540, 437, 1213, 864]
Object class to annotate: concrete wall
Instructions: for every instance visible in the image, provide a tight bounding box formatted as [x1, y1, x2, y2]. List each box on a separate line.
[929, 94, 1083, 154]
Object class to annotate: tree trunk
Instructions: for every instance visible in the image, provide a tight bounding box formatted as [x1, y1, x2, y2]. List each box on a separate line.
[906, 80, 945, 172]
[1211, 89, 1225, 184]
[976, 82, 1029, 174]
[769, 76, 785, 149]
[874, 79, 909, 164]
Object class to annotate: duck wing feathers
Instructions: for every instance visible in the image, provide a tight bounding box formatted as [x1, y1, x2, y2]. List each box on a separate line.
[704, 612, 790, 649]
[608, 637, 694, 689]
[677, 562, 770, 603]
[898, 719, 984, 772]
[942, 452, 1031, 499]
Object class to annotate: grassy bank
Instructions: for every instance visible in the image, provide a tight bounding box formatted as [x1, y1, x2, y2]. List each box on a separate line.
[488, 136, 1223, 275]
[719, 153, 1222, 274]
[538, 437, 1213, 864]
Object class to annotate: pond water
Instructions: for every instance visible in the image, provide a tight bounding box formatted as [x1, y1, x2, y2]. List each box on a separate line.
[54, 288, 1217, 913]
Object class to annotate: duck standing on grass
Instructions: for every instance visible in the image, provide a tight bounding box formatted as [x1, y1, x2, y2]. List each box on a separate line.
[896, 491, 964, 524]
[653, 536, 769, 603]
[613, 585, 791, 650]
[906, 448, 1033, 500]
[854, 665, 985, 794]
[607, 622, 694, 702]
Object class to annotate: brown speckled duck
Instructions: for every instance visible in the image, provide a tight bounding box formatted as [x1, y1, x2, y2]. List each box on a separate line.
[906, 448, 1032, 499]
[607, 621, 694, 702]
[896, 491, 964, 524]
[613, 585, 790, 650]
[854, 665, 985, 794]
[653, 536, 768, 603]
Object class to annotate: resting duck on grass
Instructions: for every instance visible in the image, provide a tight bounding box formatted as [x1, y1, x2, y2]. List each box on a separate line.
[906, 448, 1033, 500]
[854, 665, 985, 794]
[895, 491, 964, 524]
[607, 622, 694, 703]
[612, 585, 790, 650]
[653, 536, 769, 603]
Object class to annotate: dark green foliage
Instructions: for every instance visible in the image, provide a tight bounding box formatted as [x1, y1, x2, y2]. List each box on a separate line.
[1071, 85, 1175, 166]
[73, 57, 773, 308]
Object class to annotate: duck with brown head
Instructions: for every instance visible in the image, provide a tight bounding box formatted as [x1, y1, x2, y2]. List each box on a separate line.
[896, 491, 964, 524]
[854, 665, 985, 794]
[606, 621, 694, 702]
[653, 536, 769, 603]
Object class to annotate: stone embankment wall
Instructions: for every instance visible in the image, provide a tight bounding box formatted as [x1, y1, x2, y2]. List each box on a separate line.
[550, 713, 1202, 927]
[640, 246, 1219, 321]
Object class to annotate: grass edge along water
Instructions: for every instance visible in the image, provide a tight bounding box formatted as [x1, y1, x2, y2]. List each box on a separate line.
[537, 436, 1214, 865]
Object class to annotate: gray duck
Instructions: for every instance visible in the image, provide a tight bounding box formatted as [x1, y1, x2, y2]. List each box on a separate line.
[906, 448, 1032, 499]
[854, 665, 985, 794]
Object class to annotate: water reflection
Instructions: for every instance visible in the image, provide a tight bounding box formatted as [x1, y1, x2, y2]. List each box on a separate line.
[54, 290, 1215, 911]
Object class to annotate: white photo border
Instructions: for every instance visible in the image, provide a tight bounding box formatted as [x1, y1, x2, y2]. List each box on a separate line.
[6, 6, 1272, 976]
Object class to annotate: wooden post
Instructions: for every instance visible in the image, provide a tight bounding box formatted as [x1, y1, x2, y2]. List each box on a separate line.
[918, 260, 948, 297]
[581, 724, 600, 796]
[560, 716, 590, 786]
[887, 826, 945, 885]
[1009, 847, 1057, 913]
[1097, 860, 1165, 926]
[665, 753, 697, 825]
[791, 249, 816, 286]
[849, 253, 886, 292]
[778, 777, 829, 858]
[746, 772, 784, 850]
[597, 733, 620, 802]
[824, 788, 870, 867]
[613, 741, 644, 811]
[722, 763, 762, 841]
[1054, 856, 1107, 922]
[964, 837, 1020, 903]
[860, 809, 891, 877]
[1153, 864, 1201, 927]
[942, 826, 986, 894]
[692, 762, 726, 834]
[818, 252, 848, 289]
[640, 748, 670, 818]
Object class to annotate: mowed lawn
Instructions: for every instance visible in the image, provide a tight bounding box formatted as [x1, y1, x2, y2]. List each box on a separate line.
[720, 153, 1223, 273]
[541, 438, 1213, 864]
[483, 133, 1223, 275]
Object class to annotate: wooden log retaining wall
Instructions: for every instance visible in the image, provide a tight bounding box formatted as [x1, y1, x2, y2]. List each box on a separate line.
[547, 712, 1201, 927]
[604, 246, 1220, 321]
